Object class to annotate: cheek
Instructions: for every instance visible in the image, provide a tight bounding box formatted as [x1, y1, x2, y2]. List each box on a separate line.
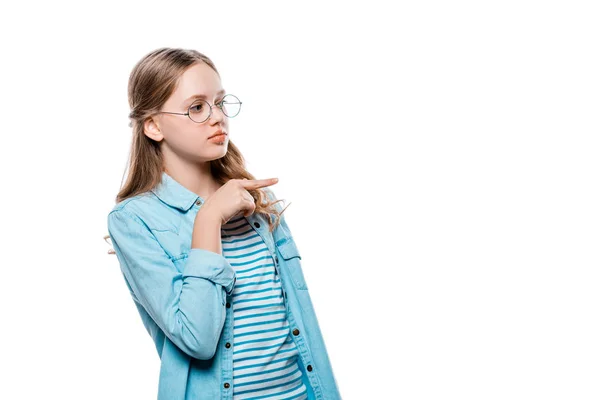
[163, 122, 207, 144]
[160, 119, 228, 150]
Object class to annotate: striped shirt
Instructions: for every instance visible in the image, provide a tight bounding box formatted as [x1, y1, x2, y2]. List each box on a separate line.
[221, 215, 308, 400]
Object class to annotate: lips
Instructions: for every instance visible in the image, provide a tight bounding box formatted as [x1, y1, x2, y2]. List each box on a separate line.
[208, 130, 227, 139]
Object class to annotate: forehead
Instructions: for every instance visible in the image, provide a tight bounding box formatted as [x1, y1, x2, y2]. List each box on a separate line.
[171, 62, 223, 101]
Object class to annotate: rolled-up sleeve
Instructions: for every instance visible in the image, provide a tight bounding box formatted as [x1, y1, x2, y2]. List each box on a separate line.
[107, 209, 236, 360]
[184, 248, 237, 296]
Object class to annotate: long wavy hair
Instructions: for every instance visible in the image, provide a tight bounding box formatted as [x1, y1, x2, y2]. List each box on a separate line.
[115, 47, 288, 233]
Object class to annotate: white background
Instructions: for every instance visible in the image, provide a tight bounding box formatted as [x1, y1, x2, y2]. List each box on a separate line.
[1, 1, 599, 399]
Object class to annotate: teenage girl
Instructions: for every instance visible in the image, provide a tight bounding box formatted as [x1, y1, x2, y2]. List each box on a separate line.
[107, 48, 341, 400]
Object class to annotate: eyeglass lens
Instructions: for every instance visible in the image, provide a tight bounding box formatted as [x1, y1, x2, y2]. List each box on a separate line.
[188, 94, 241, 123]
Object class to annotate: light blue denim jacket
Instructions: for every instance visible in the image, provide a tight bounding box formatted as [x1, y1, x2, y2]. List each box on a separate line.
[106, 172, 342, 399]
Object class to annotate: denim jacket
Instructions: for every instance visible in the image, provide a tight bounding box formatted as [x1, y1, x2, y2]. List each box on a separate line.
[106, 172, 342, 399]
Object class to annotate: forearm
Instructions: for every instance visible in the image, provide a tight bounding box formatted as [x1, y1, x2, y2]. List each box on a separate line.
[191, 208, 223, 255]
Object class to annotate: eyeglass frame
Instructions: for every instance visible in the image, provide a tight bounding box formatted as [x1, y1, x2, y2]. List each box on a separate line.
[154, 94, 242, 123]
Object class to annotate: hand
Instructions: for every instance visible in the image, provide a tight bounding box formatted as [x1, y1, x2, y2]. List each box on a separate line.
[200, 178, 279, 224]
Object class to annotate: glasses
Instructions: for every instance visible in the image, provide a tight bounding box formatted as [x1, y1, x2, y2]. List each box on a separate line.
[155, 94, 242, 123]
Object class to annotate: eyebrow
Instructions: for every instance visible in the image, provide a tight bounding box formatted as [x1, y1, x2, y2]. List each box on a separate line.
[183, 89, 226, 104]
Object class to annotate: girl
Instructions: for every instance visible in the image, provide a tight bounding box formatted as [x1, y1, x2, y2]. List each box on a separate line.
[106, 48, 341, 400]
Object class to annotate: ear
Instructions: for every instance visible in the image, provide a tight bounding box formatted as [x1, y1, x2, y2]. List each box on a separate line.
[143, 116, 164, 142]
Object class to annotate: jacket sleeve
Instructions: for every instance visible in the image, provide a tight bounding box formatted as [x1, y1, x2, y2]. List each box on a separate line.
[107, 209, 236, 360]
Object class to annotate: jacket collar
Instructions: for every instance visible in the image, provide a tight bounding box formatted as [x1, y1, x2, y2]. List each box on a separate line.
[150, 171, 202, 212]
[149, 171, 267, 231]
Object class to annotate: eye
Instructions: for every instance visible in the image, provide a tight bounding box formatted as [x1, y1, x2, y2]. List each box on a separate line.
[190, 103, 204, 112]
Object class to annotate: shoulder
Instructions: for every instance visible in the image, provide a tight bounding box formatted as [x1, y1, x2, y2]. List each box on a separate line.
[263, 187, 276, 201]
[262, 187, 285, 214]
[107, 192, 181, 233]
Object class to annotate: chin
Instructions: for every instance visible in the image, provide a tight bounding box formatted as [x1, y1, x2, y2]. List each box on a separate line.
[213, 144, 228, 157]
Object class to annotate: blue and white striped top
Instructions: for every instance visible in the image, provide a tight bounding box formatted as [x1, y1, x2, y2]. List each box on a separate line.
[221, 215, 308, 400]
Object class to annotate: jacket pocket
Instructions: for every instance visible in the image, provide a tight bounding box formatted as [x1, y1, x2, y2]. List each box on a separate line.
[276, 238, 308, 290]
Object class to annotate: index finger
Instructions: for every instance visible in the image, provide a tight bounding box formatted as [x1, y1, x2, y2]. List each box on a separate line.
[240, 178, 279, 189]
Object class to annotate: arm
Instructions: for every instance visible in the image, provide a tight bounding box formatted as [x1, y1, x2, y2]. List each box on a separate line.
[107, 209, 236, 360]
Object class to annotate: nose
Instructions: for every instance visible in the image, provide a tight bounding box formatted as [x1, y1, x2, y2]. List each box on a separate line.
[209, 103, 226, 123]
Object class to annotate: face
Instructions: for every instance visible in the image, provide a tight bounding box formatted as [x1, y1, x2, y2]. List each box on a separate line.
[144, 62, 230, 162]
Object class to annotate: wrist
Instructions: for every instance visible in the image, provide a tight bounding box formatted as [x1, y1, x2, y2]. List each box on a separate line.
[196, 206, 222, 226]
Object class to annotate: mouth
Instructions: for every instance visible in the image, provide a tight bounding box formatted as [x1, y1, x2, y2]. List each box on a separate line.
[208, 130, 227, 139]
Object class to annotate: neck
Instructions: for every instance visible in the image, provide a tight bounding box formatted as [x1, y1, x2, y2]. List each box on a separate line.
[163, 158, 221, 200]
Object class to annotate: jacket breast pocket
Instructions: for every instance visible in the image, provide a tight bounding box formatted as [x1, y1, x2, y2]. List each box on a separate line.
[276, 238, 308, 290]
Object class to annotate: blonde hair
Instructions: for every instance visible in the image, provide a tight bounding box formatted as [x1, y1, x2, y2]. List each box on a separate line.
[115, 47, 287, 233]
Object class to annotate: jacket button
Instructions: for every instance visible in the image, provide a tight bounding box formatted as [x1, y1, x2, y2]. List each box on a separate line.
[307, 364, 313, 372]
[275, 255, 279, 263]
[253, 222, 260, 228]
[224, 382, 230, 388]
[195, 199, 202, 205]
[225, 342, 231, 348]
[292, 328, 300, 336]
[226, 302, 231, 308]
